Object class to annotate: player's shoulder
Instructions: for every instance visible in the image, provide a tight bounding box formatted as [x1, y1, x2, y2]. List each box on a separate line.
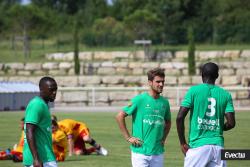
[26, 96, 45, 111]
[59, 119, 73, 124]
[28, 96, 44, 105]
[191, 84, 206, 89]
[189, 84, 214, 91]
[133, 92, 147, 100]
[137, 92, 147, 97]
[159, 95, 169, 103]
[214, 85, 231, 95]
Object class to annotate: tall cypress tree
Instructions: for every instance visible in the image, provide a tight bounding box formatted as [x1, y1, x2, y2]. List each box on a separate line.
[188, 26, 196, 75]
[73, 16, 80, 75]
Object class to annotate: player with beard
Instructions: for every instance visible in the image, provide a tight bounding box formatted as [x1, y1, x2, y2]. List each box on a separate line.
[116, 68, 171, 167]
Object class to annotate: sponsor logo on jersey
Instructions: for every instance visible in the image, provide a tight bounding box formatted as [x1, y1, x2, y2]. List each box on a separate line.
[154, 110, 159, 113]
[197, 116, 220, 131]
[145, 104, 151, 109]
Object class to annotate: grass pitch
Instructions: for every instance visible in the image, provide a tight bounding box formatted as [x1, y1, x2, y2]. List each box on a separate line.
[0, 111, 249, 167]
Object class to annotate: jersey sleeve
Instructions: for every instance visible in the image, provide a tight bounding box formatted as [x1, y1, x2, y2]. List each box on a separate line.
[25, 101, 43, 125]
[181, 88, 193, 108]
[59, 124, 73, 136]
[122, 95, 139, 115]
[225, 93, 235, 113]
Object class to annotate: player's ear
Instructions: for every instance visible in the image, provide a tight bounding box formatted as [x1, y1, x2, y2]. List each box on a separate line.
[215, 72, 219, 79]
[148, 80, 153, 86]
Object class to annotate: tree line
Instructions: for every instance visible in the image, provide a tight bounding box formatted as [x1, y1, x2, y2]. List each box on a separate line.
[0, 0, 250, 47]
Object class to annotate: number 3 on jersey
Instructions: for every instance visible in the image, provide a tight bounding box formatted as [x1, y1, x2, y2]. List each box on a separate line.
[206, 98, 216, 117]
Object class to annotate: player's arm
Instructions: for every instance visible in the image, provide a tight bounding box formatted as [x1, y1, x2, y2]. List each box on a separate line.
[26, 123, 43, 167]
[176, 106, 190, 155]
[224, 112, 235, 131]
[161, 119, 171, 145]
[116, 111, 131, 140]
[67, 134, 74, 156]
[60, 124, 74, 156]
[115, 111, 142, 147]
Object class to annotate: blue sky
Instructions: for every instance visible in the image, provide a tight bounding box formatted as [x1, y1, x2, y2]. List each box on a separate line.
[21, 0, 31, 5]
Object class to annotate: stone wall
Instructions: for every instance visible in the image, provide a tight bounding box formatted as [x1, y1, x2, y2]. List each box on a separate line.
[44, 50, 250, 62]
[1, 61, 250, 86]
[1, 50, 250, 108]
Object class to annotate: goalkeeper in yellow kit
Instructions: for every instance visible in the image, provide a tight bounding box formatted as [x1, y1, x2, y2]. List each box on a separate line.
[52, 115, 108, 157]
[51, 120, 67, 161]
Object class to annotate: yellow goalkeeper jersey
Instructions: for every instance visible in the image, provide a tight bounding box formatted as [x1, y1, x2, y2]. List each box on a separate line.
[52, 128, 67, 161]
[58, 119, 88, 141]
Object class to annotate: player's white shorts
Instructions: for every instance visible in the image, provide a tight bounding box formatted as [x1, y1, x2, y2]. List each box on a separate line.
[24, 161, 57, 167]
[131, 152, 164, 167]
[184, 145, 226, 167]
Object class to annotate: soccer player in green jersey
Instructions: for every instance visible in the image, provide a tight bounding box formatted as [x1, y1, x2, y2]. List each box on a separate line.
[176, 62, 236, 167]
[116, 68, 171, 167]
[23, 77, 58, 167]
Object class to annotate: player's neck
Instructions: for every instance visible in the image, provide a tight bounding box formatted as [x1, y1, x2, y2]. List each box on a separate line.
[148, 90, 160, 99]
[39, 94, 49, 104]
[202, 78, 215, 85]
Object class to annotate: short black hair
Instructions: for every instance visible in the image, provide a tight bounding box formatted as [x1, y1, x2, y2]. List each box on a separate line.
[52, 119, 58, 127]
[147, 68, 165, 81]
[39, 76, 56, 88]
[201, 62, 219, 79]
[51, 114, 57, 122]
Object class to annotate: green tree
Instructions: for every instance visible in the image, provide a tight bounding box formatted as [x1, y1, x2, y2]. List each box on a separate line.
[194, 0, 219, 43]
[155, 0, 186, 44]
[187, 26, 196, 75]
[214, 0, 250, 43]
[0, 0, 23, 34]
[0, 5, 6, 34]
[7, 4, 50, 58]
[87, 16, 130, 46]
[111, 0, 148, 21]
[32, 0, 110, 74]
[73, 17, 80, 75]
[0, 0, 21, 6]
[32, 0, 87, 75]
[124, 9, 160, 40]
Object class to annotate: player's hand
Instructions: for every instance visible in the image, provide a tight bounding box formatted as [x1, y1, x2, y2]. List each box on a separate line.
[33, 159, 43, 167]
[181, 143, 189, 156]
[127, 137, 143, 147]
[161, 139, 166, 145]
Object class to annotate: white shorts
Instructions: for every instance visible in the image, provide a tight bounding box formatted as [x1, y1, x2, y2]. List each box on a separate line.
[25, 161, 57, 167]
[184, 145, 226, 167]
[131, 152, 164, 167]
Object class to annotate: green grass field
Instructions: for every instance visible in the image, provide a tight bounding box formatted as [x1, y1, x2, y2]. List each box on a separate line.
[0, 111, 249, 167]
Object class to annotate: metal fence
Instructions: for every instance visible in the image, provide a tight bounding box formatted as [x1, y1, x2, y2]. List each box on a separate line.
[1, 85, 249, 111]
[58, 86, 250, 109]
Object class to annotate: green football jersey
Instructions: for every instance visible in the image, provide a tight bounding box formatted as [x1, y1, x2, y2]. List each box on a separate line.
[181, 84, 234, 148]
[23, 96, 55, 166]
[123, 92, 171, 155]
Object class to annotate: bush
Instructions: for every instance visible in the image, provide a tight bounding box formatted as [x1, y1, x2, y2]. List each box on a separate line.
[82, 17, 131, 47]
